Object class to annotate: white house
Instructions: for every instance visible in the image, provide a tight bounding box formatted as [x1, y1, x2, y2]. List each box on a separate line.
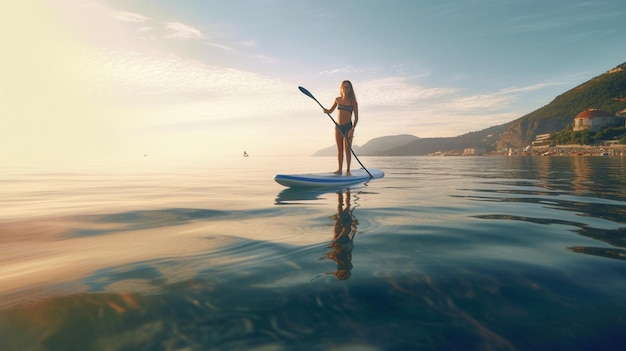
[572, 109, 624, 132]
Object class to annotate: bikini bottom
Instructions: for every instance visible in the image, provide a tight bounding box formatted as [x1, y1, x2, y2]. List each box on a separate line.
[336, 122, 353, 137]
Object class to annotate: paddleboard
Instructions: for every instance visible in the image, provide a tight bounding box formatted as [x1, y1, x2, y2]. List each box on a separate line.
[274, 168, 384, 188]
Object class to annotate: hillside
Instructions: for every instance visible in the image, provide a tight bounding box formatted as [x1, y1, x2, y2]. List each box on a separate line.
[497, 62, 626, 149]
[384, 124, 510, 156]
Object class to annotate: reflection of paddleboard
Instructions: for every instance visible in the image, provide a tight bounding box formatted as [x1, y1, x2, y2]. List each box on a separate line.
[275, 187, 330, 204]
[274, 168, 384, 188]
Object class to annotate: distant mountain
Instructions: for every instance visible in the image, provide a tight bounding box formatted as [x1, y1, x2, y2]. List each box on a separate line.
[313, 61, 626, 156]
[384, 124, 510, 155]
[359, 134, 420, 155]
[312, 144, 360, 156]
[312, 134, 418, 156]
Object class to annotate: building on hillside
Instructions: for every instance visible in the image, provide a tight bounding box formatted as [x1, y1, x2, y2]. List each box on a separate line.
[532, 133, 551, 148]
[572, 109, 625, 132]
[463, 147, 485, 156]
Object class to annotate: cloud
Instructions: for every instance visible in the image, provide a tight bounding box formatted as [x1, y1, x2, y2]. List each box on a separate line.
[240, 40, 258, 48]
[321, 66, 357, 75]
[164, 22, 202, 39]
[358, 76, 458, 110]
[432, 80, 565, 116]
[113, 11, 150, 23]
[320, 65, 379, 75]
[448, 94, 512, 112]
[80, 48, 303, 121]
[498, 81, 564, 94]
[412, 84, 534, 133]
[206, 42, 234, 51]
[254, 54, 278, 64]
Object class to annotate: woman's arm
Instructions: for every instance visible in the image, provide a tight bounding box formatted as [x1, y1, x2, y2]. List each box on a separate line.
[323, 98, 339, 114]
[352, 99, 359, 129]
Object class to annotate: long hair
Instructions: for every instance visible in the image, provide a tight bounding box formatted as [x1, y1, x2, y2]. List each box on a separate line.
[341, 80, 356, 103]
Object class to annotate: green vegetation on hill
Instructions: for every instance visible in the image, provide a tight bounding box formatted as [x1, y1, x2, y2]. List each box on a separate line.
[497, 62, 626, 149]
[551, 126, 626, 145]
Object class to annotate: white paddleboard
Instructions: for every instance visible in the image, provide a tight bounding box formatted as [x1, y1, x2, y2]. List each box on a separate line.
[274, 168, 384, 188]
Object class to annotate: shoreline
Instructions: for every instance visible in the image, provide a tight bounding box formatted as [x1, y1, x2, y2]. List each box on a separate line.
[506, 144, 626, 157]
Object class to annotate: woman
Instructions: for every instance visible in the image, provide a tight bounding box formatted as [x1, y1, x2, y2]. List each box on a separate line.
[323, 80, 359, 176]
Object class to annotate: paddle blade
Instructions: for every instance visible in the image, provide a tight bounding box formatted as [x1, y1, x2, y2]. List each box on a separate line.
[298, 86, 315, 99]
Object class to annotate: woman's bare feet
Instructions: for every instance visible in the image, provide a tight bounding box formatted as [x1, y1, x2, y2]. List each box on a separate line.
[345, 171, 351, 176]
[334, 170, 342, 175]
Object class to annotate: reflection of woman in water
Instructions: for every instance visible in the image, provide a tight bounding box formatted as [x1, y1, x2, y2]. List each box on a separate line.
[327, 190, 358, 280]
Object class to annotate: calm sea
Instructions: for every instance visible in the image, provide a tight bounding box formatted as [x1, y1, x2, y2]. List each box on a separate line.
[1, 156, 626, 351]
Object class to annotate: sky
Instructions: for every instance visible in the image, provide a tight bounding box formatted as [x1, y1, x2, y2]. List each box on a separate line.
[1, 0, 625, 165]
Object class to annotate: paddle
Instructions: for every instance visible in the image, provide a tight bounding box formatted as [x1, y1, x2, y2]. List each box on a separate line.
[298, 86, 373, 178]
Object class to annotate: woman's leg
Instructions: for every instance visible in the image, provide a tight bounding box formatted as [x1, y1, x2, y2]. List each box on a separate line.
[344, 135, 352, 176]
[335, 128, 344, 174]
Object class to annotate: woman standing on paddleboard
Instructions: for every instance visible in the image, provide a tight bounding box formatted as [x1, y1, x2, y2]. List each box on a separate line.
[323, 80, 359, 176]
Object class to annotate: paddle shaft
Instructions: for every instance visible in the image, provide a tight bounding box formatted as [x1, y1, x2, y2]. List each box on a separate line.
[298, 86, 373, 178]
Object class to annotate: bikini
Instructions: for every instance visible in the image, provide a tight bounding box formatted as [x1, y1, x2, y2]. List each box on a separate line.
[337, 104, 353, 112]
[337, 102, 354, 136]
[337, 121, 353, 136]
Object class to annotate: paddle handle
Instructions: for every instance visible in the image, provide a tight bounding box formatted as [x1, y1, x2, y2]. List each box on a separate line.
[298, 86, 373, 178]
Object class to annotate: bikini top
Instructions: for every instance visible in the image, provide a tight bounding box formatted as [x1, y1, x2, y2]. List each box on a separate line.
[338, 104, 353, 112]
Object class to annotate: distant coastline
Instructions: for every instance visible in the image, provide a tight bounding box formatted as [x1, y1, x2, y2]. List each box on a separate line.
[508, 144, 626, 157]
[314, 135, 626, 157]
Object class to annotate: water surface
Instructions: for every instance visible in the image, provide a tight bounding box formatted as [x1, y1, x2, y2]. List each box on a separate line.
[1, 156, 625, 350]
